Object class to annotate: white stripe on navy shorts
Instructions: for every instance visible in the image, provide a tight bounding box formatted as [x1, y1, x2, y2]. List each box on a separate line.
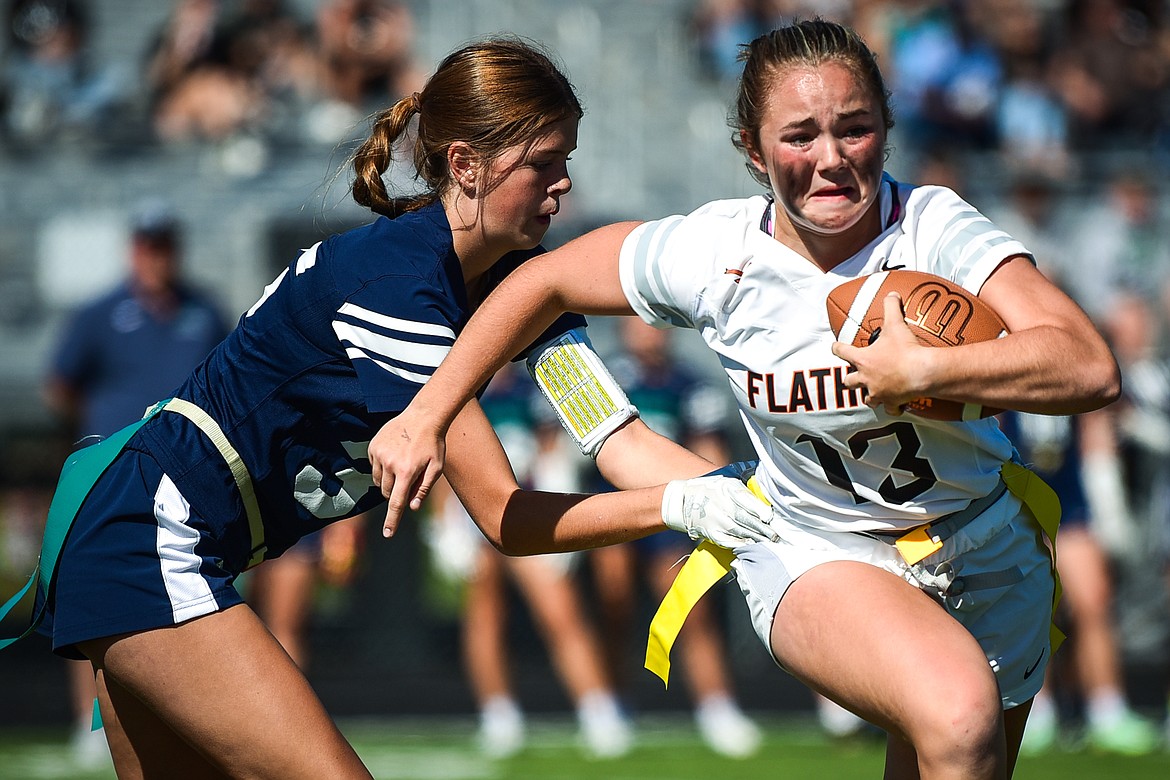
[40, 448, 246, 659]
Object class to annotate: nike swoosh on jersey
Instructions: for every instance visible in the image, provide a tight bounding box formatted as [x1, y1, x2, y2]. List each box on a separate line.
[880, 258, 907, 271]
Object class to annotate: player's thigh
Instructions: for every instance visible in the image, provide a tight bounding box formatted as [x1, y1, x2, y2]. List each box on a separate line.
[96, 668, 231, 780]
[81, 604, 371, 780]
[771, 560, 997, 737]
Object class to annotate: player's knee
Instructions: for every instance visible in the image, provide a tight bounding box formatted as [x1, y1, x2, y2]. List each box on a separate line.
[909, 674, 1002, 762]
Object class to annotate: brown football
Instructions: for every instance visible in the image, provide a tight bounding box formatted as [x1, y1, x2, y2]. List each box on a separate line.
[826, 270, 1008, 421]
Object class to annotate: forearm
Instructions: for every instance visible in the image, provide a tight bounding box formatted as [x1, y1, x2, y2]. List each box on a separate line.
[594, 419, 715, 489]
[445, 436, 666, 555]
[918, 324, 1119, 415]
[413, 223, 640, 433]
[493, 487, 667, 556]
[913, 258, 1119, 415]
[443, 398, 668, 555]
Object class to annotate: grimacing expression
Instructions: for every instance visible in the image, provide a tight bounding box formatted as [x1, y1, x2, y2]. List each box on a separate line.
[748, 61, 886, 240]
[480, 116, 577, 253]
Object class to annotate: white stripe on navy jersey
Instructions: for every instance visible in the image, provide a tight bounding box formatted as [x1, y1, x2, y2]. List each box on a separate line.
[343, 346, 434, 385]
[333, 320, 451, 371]
[336, 302, 457, 340]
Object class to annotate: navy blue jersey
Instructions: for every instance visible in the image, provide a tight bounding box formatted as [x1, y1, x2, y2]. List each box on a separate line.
[132, 201, 583, 564]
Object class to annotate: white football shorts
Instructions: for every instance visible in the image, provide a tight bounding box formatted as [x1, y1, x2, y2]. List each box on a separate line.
[731, 490, 1054, 709]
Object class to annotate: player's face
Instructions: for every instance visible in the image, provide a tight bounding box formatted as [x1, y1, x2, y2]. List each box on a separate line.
[481, 116, 577, 253]
[748, 62, 885, 241]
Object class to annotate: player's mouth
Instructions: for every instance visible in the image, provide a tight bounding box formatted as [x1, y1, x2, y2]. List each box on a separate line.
[810, 186, 855, 200]
[535, 201, 560, 225]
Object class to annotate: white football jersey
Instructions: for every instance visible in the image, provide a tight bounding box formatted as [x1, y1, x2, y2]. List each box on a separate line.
[619, 175, 1033, 533]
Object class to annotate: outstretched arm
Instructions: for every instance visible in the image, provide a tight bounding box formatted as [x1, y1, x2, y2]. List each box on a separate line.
[440, 395, 773, 555]
[443, 400, 664, 554]
[370, 222, 640, 533]
[594, 418, 717, 488]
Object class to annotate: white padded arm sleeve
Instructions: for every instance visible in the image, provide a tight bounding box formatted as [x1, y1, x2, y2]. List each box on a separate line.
[525, 328, 639, 459]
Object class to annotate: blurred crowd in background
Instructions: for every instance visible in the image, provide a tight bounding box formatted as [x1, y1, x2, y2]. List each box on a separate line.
[4, 0, 1170, 171]
[2, 0, 425, 151]
[3, 0, 1170, 767]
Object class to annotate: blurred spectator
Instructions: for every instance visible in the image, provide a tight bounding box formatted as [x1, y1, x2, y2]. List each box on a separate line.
[1065, 170, 1170, 324]
[42, 198, 229, 769]
[1051, 0, 1170, 152]
[2, 0, 126, 145]
[864, 0, 1002, 155]
[587, 319, 762, 758]
[689, 0, 853, 83]
[690, 0, 769, 82]
[1098, 291, 1170, 708]
[424, 363, 632, 759]
[315, 0, 423, 109]
[987, 173, 1075, 289]
[1004, 409, 1159, 756]
[982, 0, 1072, 176]
[145, 0, 322, 150]
[144, 0, 261, 143]
[220, 0, 324, 142]
[44, 199, 229, 437]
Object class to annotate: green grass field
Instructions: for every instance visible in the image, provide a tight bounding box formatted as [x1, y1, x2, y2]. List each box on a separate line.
[1, 714, 1167, 779]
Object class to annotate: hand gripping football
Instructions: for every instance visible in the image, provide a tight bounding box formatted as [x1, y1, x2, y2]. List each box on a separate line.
[826, 270, 1008, 421]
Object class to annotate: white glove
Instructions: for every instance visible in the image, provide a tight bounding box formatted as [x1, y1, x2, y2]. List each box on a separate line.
[662, 474, 778, 549]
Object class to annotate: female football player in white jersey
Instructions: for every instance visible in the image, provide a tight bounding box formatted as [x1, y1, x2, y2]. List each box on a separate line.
[12, 38, 775, 779]
[372, 20, 1121, 780]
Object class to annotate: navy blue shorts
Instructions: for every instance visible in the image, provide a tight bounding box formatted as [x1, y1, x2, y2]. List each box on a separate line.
[38, 449, 246, 659]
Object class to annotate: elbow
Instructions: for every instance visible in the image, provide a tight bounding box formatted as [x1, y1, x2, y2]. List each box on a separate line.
[1075, 350, 1123, 413]
[479, 523, 507, 553]
[1099, 360, 1123, 408]
[478, 488, 538, 557]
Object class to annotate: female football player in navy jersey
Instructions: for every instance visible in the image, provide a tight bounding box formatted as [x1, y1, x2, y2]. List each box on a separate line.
[372, 21, 1121, 780]
[22, 38, 775, 779]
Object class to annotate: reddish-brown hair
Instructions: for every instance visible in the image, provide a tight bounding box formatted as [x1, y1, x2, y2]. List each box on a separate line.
[351, 37, 583, 218]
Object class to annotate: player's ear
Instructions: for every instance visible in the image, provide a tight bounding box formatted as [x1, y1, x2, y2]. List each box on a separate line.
[448, 142, 479, 194]
[741, 129, 767, 174]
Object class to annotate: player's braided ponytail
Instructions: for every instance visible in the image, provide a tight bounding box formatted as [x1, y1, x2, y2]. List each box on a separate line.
[351, 94, 428, 218]
[350, 37, 581, 220]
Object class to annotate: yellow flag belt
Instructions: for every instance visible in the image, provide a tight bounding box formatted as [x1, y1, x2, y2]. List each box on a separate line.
[645, 464, 1063, 687]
